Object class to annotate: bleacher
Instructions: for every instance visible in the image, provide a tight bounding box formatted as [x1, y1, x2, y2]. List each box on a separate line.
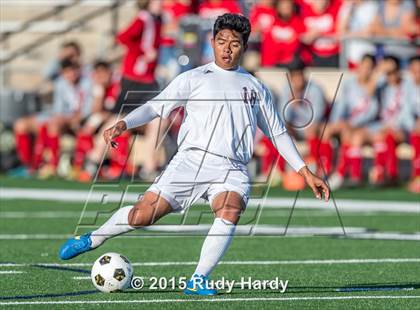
[0, 0, 417, 183]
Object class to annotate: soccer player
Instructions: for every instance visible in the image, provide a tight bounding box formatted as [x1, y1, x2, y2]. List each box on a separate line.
[326, 54, 380, 189]
[350, 56, 414, 186]
[279, 59, 328, 173]
[13, 59, 92, 177]
[407, 56, 420, 193]
[59, 14, 329, 295]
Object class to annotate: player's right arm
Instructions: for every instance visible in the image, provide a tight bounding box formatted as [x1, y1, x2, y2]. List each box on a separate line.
[103, 72, 190, 147]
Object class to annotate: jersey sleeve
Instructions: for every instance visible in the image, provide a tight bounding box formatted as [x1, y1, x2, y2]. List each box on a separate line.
[148, 71, 190, 118]
[116, 17, 144, 47]
[257, 84, 287, 138]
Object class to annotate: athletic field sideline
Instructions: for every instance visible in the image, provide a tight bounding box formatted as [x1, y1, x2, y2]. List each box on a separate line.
[0, 176, 419, 309]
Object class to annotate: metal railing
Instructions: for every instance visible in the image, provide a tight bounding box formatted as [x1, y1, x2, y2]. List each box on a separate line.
[0, 0, 126, 66]
[0, 0, 81, 43]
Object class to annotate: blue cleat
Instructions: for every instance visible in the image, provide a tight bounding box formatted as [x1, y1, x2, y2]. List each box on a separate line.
[59, 233, 93, 260]
[183, 274, 217, 296]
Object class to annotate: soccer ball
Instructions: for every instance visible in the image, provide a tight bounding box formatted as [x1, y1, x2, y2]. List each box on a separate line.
[91, 252, 133, 293]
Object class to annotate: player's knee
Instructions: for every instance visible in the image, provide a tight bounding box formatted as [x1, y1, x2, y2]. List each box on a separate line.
[216, 205, 243, 225]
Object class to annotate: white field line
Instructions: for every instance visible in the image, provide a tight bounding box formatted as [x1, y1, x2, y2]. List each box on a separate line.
[72, 276, 90, 280]
[0, 230, 419, 241]
[0, 209, 414, 219]
[0, 210, 355, 218]
[2, 258, 420, 268]
[0, 226, 365, 240]
[0, 270, 25, 274]
[1, 295, 420, 306]
[1, 187, 419, 213]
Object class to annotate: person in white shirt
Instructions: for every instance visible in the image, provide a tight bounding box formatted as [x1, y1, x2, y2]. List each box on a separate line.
[59, 13, 329, 295]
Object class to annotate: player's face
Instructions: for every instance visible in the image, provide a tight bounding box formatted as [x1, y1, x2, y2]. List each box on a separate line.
[358, 58, 374, 79]
[384, 61, 400, 84]
[62, 66, 80, 84]
[276, 0, 294, 18]
[93, 67, 111, 86]
[211, 29, 246, 70]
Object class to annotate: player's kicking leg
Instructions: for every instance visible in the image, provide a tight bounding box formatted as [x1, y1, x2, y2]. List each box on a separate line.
[184, 191, 244, 296]
[59, 191, 172, 260]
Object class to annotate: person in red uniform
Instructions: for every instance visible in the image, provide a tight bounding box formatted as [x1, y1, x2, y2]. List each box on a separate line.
[260, 0, 309, 67]
[198, 0, 242, 19]
[300, 0, 341, 67]
[114, 0, 162, 117]
[249, 0, 276, 37]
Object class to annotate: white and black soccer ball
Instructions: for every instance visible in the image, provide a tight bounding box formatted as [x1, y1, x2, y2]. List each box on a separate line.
[91, 252, 133, 293]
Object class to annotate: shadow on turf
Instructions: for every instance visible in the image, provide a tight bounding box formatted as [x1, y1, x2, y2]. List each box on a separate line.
[0, 290, 98, 301]
[114, 282, 420, 296]
[32, 264, 90, 274]
[222, 282, 420, 295]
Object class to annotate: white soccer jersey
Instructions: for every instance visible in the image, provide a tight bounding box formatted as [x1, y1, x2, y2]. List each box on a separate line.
[138, 62, 287, 164]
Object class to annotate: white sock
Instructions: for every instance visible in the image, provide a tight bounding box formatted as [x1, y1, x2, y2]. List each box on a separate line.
[193, 217, 236, 277]
[90, 205, 135, 248]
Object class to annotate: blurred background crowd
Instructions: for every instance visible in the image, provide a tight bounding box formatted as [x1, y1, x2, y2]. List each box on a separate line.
[0, 0, 419, 192]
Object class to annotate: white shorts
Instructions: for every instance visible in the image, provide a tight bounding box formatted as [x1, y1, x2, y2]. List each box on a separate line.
[147, 149, 251, 211]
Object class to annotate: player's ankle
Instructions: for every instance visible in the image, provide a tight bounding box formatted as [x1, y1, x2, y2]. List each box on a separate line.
[90, 234, 106, 248]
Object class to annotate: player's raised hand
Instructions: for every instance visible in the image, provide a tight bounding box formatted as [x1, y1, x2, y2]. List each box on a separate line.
[103, 120, 127, 148]
[299, 166, 330, 201]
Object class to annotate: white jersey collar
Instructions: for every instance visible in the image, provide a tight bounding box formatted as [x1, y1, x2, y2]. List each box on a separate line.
[210, 61, 241, 73]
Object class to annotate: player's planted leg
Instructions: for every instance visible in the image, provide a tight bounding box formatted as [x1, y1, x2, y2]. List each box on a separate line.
[184, 191, 244, 296]
[59, 192, 172, 260]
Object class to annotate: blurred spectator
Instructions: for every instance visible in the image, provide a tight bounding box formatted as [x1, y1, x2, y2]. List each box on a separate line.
[198, 0, 242, 20]
[259, 59, 327, 177]
[43, 41, 82, 82]
[326, 54, 380, 189]
[416, 0, 420, 38]
[159, 0, 192, 82]
[40, 59, 94, 178]
[260, 0, 309, 67]
[301, 0, 341, 67]
[115, 0, 161, 114]
[12, 58, 93, 178]
[350, 56, 414, 186]
[75, 1, 164, 182]
[113, 0, 164, 179]
[407, 56, 420, 193]
[337, 0, 378, 68]
[281, 59, 328, 172]
[71, 61, 119, 174]
[249, 0, 276, 38]
[371, 0, 417, 64]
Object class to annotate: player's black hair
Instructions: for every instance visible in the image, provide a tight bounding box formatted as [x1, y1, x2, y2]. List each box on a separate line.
[409, 55, 420, 64]
[383, 55, 401, 70]
[213, 13, 251, 45]
[60, 58, 80, 70]
[93, 60, 111, 70]
[286, 57, 306, 73]
[61, 41, 81, 55]
[361, 54, 376, 66]
[137, 0, 149, 10]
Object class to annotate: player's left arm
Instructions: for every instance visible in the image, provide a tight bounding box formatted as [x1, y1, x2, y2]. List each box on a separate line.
[257, 85, 330, 201]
